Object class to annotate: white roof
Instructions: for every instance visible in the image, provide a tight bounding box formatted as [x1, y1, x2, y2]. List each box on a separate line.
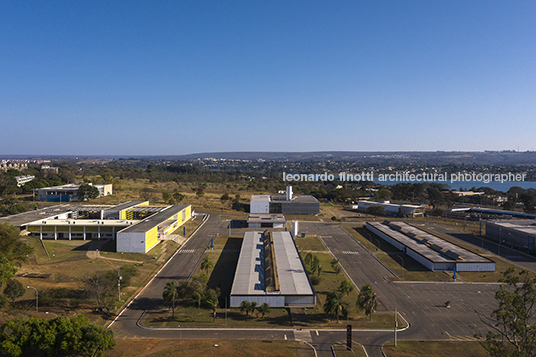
[230, 231, 313, 296]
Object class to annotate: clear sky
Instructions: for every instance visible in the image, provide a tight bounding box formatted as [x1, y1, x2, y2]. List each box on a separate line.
[1, 1, 535, 156]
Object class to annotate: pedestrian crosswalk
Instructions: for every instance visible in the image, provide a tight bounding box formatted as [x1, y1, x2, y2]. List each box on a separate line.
[179, 249, 195, 253]
[342, 251, 359, 255]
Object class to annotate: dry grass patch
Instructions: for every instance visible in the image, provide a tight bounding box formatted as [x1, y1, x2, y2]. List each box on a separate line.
[383, 341, 488, 357]
[104, 339, 314, 357]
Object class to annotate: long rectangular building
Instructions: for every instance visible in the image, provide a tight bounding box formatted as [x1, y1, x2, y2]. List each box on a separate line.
[230, 231, 315, 308]
[367, 221, 495, 272]
[486, 221, 536, 254]
[1, 201, 192, 253]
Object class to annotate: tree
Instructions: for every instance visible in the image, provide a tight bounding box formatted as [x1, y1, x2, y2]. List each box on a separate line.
[77, 184, 99, 201]
[162, 192, 172, 204]
[200, 256, 214, 275]
[0, 223, 33, 267]
[0, 315, 115, 357]
[367, 205, 385, 216]
[249, 301, 258, 317]
[3, 279, 25, 303]
[240, 300, 251, 316]
[204, 297, 218, 323]
[163, 281, 179, 319]
[192, 291, 204, 314]
[357, 284, 378, 321]
[475, 267, 536, 357]
[337, 280, 354, 297]
[84, 270, 126, 312]
[0, 254, 16, 287]
[427, 186, 444, 210]
[173, 192, 185, 203]
[330, 258, 341, 274]
[323, 290, 349, 323]
[304, 253, 314, 267]
[257, 303, 271, 319]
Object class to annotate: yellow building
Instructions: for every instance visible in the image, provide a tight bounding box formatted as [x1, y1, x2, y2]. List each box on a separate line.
[2, 201, 192, 254]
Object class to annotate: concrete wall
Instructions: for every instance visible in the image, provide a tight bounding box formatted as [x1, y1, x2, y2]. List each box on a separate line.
[117, 232, 147, 253]
[486, 222, 536, 253]
[251, 200, 269, 214]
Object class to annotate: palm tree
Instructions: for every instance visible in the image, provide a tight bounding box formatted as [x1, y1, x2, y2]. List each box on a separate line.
[323, 290, 349, 323]
[240, 300, 251, 316]
[192, 291, 204, 314]
[162, 281, 179, 319]
[257, 303, 271, 319]
[250, 301, 258, 317]
[200, 256, 214, 275]
[356, 284, 378, 321]
[330, 258, 341, 274]
[337, 280, 354, 296]
[205, 297, 218, 323]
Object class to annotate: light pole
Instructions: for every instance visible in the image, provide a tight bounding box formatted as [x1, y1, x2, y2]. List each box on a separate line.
[27, 286, 38, 313]
[178, 324, 182, 344]
[45, 312, 58, 317]
[395, 255, 404, 280]
[394, 306, 398, 346]
[118, 275, 122, 301]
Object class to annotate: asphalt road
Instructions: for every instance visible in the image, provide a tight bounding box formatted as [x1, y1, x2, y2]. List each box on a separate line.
[300, 222, 499, 357]
[110, 217, 501, 357]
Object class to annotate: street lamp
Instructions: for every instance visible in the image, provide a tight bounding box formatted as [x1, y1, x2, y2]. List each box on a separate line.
[26, 286, 38, 313]
[178, 324, 181, 344]
[118, 275, 122, 301]
[395, 255, 404, 280]
[45, 312, 58, 317]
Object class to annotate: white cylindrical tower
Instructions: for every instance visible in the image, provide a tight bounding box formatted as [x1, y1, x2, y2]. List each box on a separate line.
[286, 186, 293, 201]
[292, 221, 299, 237]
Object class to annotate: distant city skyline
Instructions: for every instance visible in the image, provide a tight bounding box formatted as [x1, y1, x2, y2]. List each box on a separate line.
[1, 1, 535, 155]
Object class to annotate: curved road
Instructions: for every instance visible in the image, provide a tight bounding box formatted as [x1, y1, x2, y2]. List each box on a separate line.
[109, 216, 501, 357]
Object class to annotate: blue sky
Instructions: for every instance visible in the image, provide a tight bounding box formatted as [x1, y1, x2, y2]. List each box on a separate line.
[1, 1, 535, 156]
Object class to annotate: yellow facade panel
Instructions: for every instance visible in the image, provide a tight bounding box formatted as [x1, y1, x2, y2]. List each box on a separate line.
[145, 226, 158, 252]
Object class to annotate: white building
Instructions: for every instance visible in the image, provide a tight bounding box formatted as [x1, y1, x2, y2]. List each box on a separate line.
[357, 200, 426, 217]
[250, 186, 319, 214]
[36, 183, 113, 202]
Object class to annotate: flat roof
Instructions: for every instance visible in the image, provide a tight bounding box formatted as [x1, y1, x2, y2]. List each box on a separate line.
[230, 231, 313, 297]
[250, 195, 271, 202]
[127, 205, 167, 213]
[368, 221, 490, 264]
[490, 221, 536, 234]
[250, 194, 318, 204]
[247, 214, 287, 223]
[230, 231, 265, 295]
[31, 219, 137, 227]
[37, 183, 109, 192]
[0, 205, 77, 227]
[103, 201, 147, 212]
[119, 204, 189, 233]
[289, 196, 319, 203]
[271, 231, 314, 295]
[359, 201, 425, 209]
